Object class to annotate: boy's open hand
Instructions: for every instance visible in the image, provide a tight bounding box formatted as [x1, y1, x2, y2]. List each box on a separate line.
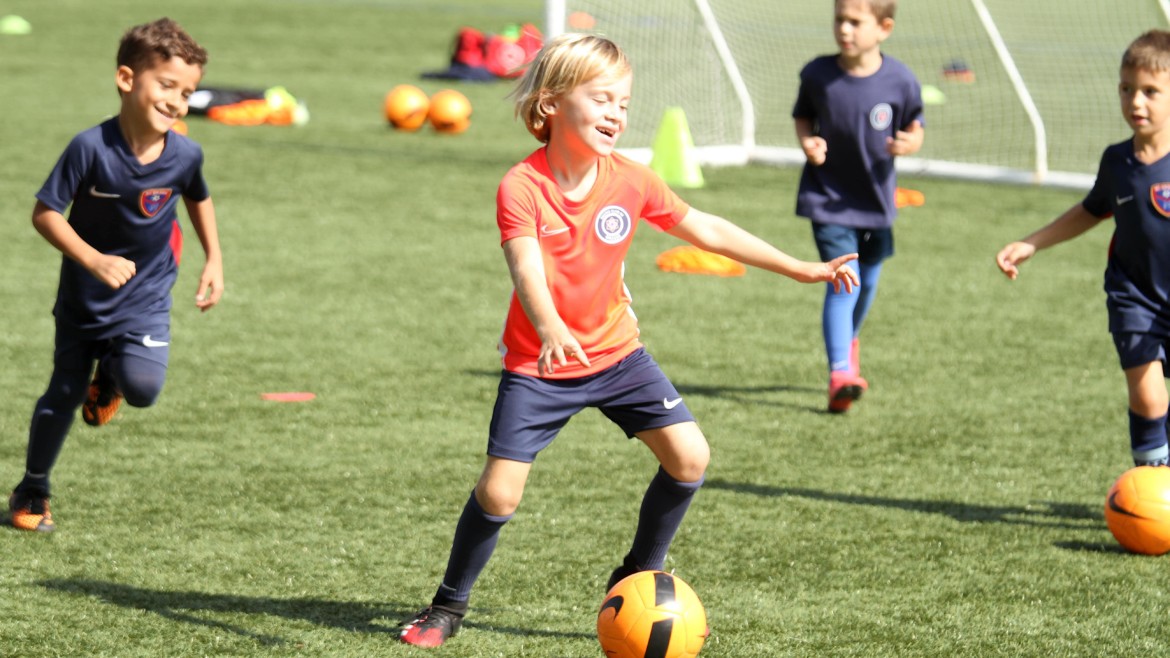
[195, 261, 224, 311]
[995, 242, 1036, 280]
[537, 326, 590, 377]
[822, 253, 859, 293]
[88, 254, 136, 290]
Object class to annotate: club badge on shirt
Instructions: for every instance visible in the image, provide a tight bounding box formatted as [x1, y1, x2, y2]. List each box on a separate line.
[595, 205, 632, 244]
[139, 188, 173, 218]
[1151, 183, 1170, 218]
[869, 103, 893, 131]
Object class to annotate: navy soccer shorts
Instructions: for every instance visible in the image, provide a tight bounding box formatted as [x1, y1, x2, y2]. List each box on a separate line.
[486, 348, 695, 463]
[1112, 331, 1169, 371]
[812, 221, 894, 264]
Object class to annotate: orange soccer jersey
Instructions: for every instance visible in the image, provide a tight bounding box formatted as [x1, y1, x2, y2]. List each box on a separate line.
[497, 148, 689, 378]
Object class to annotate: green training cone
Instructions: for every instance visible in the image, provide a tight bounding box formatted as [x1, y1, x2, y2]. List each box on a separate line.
[649, 107, 704, 189]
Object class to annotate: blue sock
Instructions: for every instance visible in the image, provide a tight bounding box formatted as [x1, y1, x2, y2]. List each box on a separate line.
[626, 467, 704, 571]
[1129, 409, 1169, 466]
[434, 491, 513, 606]
[823, 283, 859, 373]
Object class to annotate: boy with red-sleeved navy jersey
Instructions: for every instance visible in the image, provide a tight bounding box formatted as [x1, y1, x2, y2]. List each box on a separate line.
[5, 18, 223, 533]
[998, 30, 1170, 468]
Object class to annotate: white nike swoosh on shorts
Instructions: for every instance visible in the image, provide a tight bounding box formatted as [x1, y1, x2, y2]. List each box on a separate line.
[89, 186, 121, 199]
[142, 335, 169, 347]
[663, 397, 683, 410]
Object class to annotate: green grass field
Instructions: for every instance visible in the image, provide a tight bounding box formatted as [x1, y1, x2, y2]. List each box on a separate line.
[0, 1, 1164, 656]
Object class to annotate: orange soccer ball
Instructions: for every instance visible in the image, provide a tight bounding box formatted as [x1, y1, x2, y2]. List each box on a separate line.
[427, 89, 472, 134]
[384, 84, 430, 131]
[1104, 465, 1170, 555]
[597, 571, 708, 658]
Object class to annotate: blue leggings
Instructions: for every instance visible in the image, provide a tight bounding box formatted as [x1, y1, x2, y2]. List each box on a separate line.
[824, 260, 884, 372]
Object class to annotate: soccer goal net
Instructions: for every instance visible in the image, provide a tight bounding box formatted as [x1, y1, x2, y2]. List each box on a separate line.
[545, 0, 1170, 189]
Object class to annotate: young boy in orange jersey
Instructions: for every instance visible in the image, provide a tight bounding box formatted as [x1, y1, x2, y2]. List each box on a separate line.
[399, 33, 859, 648]
[5, 18, 222, 532]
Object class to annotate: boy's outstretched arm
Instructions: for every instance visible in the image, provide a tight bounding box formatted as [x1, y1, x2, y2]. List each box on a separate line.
[32, 200, 137, 289]
[502, 236, 590, 376]
[666, 209, 858, 292]
[995, 203, 1104, 280]
[184, 196, 223, 311]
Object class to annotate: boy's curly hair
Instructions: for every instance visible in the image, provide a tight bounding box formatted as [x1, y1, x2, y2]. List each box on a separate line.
[116, 17, 207, 72]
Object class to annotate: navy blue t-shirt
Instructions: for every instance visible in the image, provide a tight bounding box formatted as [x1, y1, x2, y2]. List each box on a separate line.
[792, 54, 923, 229]
[36, 118, 209, 338]
[1083, 140, 1170, 336]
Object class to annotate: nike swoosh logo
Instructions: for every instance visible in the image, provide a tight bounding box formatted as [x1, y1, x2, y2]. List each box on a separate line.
[1107, 490, 1145, 519]
[1117, 195, 1134, 205]
[540, 225, 570, 236]
[598, 595, 624, 619]
[663, 397, 683, 410]
[89, 186, 121, 199]
[142, 335, 169, 348]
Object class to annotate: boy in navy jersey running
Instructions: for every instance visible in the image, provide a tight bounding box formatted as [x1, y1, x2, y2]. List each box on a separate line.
[5, 18, 223, 532]
[793, 0, 924, 413]
[997, 30, 1170, 467]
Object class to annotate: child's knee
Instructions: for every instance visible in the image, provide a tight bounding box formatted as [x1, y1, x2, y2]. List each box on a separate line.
[115, 359, 167, 408]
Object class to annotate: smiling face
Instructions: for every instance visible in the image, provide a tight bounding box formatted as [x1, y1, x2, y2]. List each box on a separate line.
[1119, 65, 1170, 143]
[547, 70, 632, 159]
[116, 55, 203, 136]
[834, 0, 892, 67]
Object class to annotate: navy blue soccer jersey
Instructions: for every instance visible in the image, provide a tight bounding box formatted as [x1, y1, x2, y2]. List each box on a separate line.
[792, 54, 923, 229]
[36, 118, 209, 338]
[1083, 140, 1170, 336]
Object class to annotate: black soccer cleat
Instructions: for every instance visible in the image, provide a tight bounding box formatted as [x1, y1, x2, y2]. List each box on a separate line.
[398, 604, 465, 648]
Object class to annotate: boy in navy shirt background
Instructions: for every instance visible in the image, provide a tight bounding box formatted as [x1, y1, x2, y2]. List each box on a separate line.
[5, 18, 223, 532]
[793, 0, 924, 413]
[997, 30, 1170, 468]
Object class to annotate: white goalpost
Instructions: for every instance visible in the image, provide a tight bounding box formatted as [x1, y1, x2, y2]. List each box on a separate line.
[545, 0, 1170, 189]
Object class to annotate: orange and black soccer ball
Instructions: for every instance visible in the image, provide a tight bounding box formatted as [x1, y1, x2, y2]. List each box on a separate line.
[1105, 465, 1170, 555]
[384, 84, 430, 131]
[427, 89, 472, 134]
[597, 571, 708, 658]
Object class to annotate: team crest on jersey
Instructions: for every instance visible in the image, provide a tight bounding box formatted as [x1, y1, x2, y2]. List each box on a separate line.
[869, 103, 893, 131]
[139, 188, 173, 218]
[1151, 183, 1170, 218]
[595, 205, 633, 244]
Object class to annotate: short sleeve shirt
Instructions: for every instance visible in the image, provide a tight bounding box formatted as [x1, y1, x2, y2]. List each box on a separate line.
[1083, 140, 1170, 336]
[793, 54, 923, 229]
[37, 118, 209, 338]
[496, 149, 690, 378]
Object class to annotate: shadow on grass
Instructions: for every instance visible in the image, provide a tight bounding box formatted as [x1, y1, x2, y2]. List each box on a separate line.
[674, 382, 824, 413]
[463, 369, 825, 413]
[705, 479, 1102, 530]
[36, 578, 593, 646]
[1053, 541, 1131, 554]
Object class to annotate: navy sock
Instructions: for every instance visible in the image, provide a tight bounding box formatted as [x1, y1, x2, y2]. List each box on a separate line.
[626, 467, 704, 571]
[1129, 409, 1168, 466]
[434, 491, 513, 606]
[21, 369, 91, 493]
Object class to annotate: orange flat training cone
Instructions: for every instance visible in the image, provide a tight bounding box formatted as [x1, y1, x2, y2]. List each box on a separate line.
[650, 107, 704, 189]
[656, 245, 745, 277]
